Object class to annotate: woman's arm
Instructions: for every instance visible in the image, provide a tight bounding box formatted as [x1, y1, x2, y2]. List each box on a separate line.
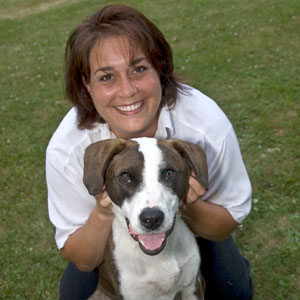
[61, 190, 114, 272]
[181, 174, 238, 241]
[181, 200, 238, 241]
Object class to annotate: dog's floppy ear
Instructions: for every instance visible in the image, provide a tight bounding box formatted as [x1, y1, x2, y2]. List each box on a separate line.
[83, 139, 127, 195]
[167, 139, 208, 190]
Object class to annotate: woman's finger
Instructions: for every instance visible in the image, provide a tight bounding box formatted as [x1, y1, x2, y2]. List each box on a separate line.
[185, 174, 207, 204]
[94, 187, 112, 208]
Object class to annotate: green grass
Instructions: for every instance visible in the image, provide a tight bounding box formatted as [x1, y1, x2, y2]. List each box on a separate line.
[0, 0, 299, 299]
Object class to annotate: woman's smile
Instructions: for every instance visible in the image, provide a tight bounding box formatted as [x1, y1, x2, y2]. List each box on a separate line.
[115, 99, 145, 113]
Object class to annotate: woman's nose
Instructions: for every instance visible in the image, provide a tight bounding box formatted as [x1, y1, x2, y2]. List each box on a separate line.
[117, 74, 138, 98]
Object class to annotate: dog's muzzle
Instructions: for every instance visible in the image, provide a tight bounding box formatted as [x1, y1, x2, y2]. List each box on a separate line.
[126, 215, 176, 256]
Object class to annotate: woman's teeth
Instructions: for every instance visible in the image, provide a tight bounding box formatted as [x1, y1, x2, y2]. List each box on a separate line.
[116, 101, 143, 112]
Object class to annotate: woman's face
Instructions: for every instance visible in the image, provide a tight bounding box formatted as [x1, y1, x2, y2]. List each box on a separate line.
[84, 36, 162, 139]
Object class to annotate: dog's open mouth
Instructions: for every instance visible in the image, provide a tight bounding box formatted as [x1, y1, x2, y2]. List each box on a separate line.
[126, 217, 176, 256]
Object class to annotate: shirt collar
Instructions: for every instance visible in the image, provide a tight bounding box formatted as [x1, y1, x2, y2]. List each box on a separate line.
[89, 123, 115, 143]
[155, 105, 174, 139]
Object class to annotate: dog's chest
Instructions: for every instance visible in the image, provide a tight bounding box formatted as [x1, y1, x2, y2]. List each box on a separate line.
[111, 217, 200, 300]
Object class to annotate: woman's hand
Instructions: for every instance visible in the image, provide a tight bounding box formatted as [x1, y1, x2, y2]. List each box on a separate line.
[94, 186, 114, 218]
[180, 172, 238, 241]
[183, 171, 207, 207]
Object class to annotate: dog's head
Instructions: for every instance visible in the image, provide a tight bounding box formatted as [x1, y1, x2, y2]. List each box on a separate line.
[83, 138, 208, 255]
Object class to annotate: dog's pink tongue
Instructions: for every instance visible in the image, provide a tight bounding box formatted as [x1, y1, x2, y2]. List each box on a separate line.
[138, 233, 166, 251]
[128, 223, 165, 251]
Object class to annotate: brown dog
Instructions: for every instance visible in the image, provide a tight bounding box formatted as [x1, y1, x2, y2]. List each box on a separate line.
[84, 138, 207, 300]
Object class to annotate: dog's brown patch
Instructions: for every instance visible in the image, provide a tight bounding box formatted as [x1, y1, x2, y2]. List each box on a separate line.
[97, 235, 122, 299]
[105, 141, 144, 206]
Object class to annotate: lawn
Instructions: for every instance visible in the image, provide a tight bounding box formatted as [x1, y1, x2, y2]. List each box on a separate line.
[0, 0, 299, 299]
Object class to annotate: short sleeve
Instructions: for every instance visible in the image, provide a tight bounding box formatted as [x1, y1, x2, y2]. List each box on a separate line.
[46, 152, 95, 249]
[203, 129, 252, 224]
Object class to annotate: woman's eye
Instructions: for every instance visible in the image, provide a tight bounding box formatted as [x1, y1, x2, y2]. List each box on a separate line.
[119, 172, 131, 183]
[100, 74, 113, 81]
[134, 66, 147, 73]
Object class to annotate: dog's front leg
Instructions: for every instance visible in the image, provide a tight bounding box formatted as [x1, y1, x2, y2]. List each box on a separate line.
[181, 274, 205, 300]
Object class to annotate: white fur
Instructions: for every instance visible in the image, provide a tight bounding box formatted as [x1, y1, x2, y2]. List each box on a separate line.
[112, 209, 200, 300]
[110, 138, 201, 300]
[123, 138, 177, 234]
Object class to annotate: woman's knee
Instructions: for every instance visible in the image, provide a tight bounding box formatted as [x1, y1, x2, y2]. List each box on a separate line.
[59, 262, 99, 300]
[198, 236, 253, 300]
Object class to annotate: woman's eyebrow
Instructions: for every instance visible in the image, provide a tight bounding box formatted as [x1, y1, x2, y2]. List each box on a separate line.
[93, 57, 149, 75]
[94, 66, 112, 75]
[131, 57, 148, 65]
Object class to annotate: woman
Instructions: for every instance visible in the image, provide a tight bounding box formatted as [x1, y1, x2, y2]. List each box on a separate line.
[46, 4, 253, 300]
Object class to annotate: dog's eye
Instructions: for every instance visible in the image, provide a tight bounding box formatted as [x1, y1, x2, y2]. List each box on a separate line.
[119, 172, 131, 183]
[162, 168, 176, 181]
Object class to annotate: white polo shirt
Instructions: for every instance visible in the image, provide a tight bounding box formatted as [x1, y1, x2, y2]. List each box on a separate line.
[46, 86, 252, 249]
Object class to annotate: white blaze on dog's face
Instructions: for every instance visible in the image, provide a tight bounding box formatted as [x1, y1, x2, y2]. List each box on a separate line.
[123, 138, 177, 229]
[122, 138, 180, 253]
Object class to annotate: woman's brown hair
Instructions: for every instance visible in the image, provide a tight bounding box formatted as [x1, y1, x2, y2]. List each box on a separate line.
[64, 4, 186, 129]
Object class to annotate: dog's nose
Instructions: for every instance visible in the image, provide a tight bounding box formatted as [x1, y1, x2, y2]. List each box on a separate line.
[139, 207, 164, 230]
